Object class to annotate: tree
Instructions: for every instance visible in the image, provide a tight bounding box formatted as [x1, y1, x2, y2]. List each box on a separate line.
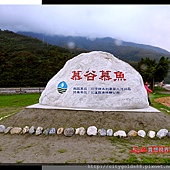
[137, 56, 170, 90]
[155, 56, 170, 82]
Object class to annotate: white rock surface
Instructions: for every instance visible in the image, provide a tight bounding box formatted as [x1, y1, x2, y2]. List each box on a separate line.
[156, 129, 168, 139]
[4, 127, 13, 134]
[114, 130, 127, 137]
[22, 126, 29, 134]
[87, 126, 97, 136]
[35, 127, 43, 135]
[75, 127, 86, 135]
[39, 51, 149, 110]
[79, 128, 86, 135]
[0, 125, 6, 133]
[107, 129, 113, 136]
[29, 126, 35, 134]
[147, 130, 156, 138]
[138, 130, 146, 138]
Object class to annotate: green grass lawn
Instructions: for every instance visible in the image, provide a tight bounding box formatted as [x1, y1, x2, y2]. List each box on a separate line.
[0, 93, 40, 107]
[0, 93, 40, 120]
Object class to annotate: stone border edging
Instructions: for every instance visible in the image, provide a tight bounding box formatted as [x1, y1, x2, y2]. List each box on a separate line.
[0, 125, 169, 139]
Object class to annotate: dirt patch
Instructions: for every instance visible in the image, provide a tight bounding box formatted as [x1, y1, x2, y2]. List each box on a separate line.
[0, 134, 115, 163]
[0, 131, 170, 164]
[1, 108, 170, 131]
[1, 108, 170, 163]
[154, 96, 170, 108]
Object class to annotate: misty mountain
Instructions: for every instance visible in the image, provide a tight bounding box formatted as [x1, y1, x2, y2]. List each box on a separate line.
[17, 31, 170, 62]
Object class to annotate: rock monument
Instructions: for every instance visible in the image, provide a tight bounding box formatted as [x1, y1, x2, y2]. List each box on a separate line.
[39, 51, 149, 110]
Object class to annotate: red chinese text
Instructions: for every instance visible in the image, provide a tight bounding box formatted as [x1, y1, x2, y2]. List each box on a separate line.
[71, 71, 82, 80]
[99, 70, 112, 81]
[71, 70, 126, 82]
[114, 71, 126, 81]
[130, 146, 170, 154]
[84, 71, 97, 81]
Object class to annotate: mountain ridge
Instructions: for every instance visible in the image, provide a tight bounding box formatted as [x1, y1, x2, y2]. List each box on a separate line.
[17, 31, 170, 63]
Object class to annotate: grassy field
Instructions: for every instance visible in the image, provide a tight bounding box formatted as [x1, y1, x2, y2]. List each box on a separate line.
[0, 93, 40, 121]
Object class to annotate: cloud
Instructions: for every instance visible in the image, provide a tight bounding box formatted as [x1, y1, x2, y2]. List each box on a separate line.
[0, 5, 170, 52]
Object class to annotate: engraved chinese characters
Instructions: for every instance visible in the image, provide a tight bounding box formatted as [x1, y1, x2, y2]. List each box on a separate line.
[39, 51, 149, 109]
[71, 70, 126, 82]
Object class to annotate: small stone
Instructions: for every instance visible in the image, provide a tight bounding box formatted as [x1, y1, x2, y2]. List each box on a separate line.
[138, 130, 146, 138]
[127, 130, 138, 137]
[43, 128, 50, 135]
[22, 126, 29, 134]
[147, 130, 156, 138]
[87, 126, 97, 136]
[10, 127, 22, 134]
[114, 130, 127, 138]
[75, 127, 86, 135]
[156, 129, 168, 139]
[64, 127, 74, 137]
[49, 128, 56, 135]
[4, 127, 13, 134]
[167, 132, 170, 137]
[0, 125, 6, 133]
[98, 128, 107, 136]
[35, 127, 43, 135]
[79, 127, 86, 135]
[57, 127, 64, 135]
[29, 126, 35, 134]
[75, 128, 79, 135]
[107, 129, 113, 136]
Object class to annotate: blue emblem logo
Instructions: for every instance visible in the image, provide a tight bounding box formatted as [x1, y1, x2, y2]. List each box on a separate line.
[57, 81, 68, 94]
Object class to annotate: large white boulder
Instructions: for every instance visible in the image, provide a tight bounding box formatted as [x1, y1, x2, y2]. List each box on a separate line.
[39, 51, 149, 110]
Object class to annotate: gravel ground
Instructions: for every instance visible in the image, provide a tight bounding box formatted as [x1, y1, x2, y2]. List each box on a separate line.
[1, 103, 170, 164]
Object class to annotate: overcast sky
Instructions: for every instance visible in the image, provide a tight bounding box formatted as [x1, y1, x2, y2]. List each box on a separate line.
[0, 4, 170, 52]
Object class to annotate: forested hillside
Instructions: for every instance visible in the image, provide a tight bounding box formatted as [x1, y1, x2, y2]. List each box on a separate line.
[0, 30, 79, 87]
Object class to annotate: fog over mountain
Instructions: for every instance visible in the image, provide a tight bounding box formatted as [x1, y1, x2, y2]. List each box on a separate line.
[1, 5, 170, 52]
[17, 31, 170, 63]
